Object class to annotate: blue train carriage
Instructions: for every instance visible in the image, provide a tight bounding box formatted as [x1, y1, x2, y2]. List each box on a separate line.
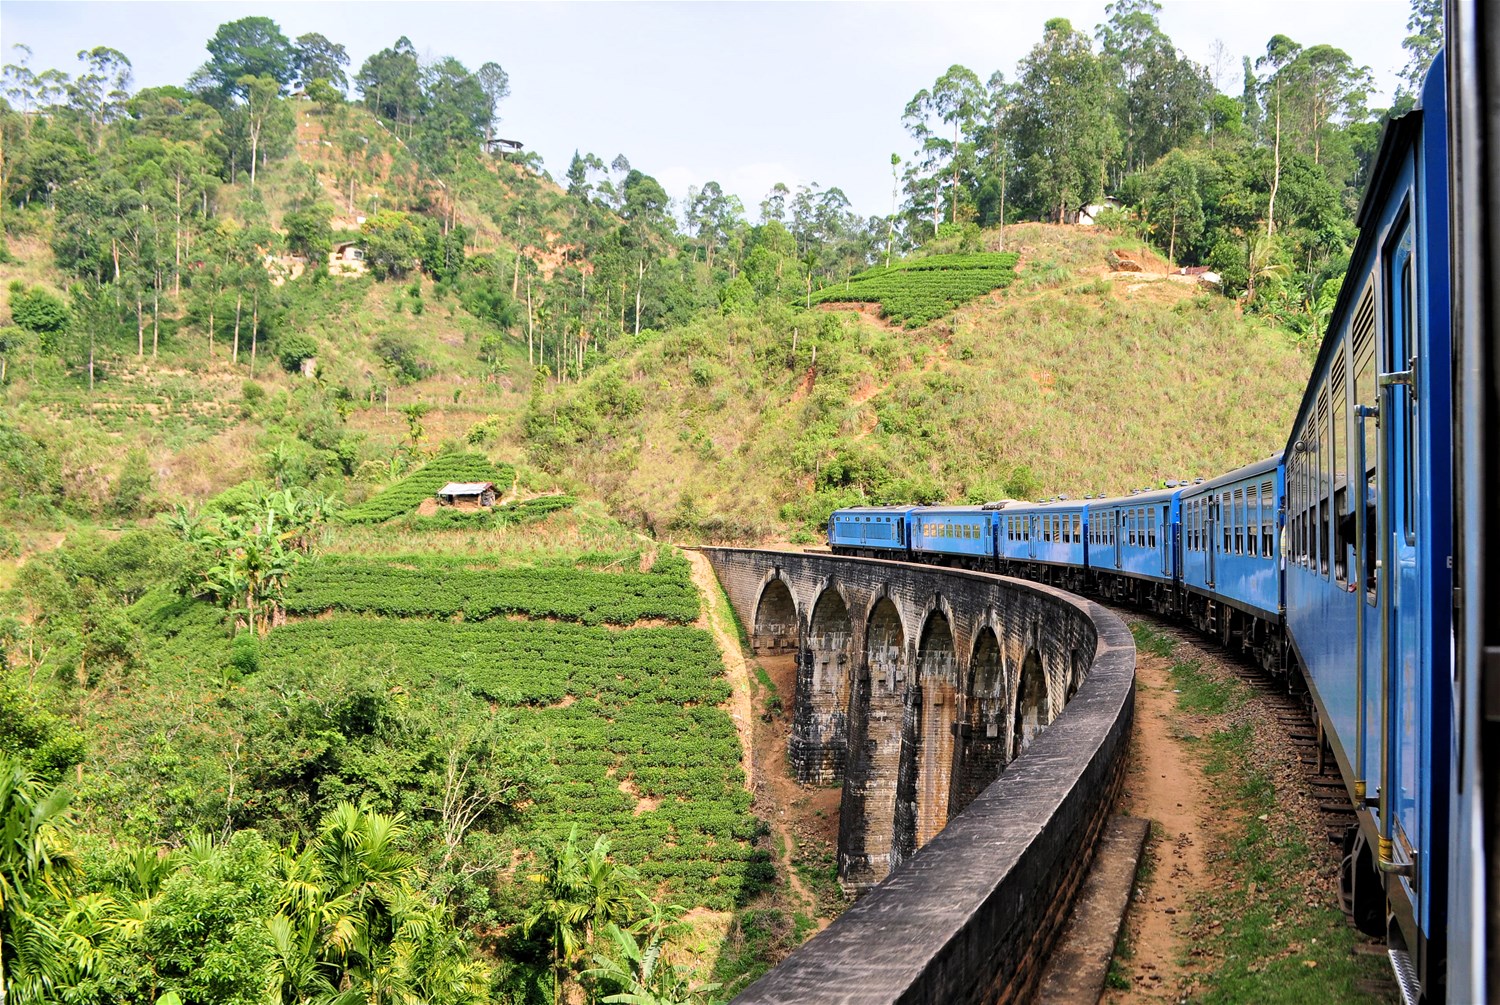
[1085, 488, 1179, 611]
[1011, 498, 1089, 591]
[907, 505, 999, 570]
[1282, 56, 1451, 997]
[1177, 455, 1285, 670]
[827, 506, 915, 559]
[995, 501, 1037, 568]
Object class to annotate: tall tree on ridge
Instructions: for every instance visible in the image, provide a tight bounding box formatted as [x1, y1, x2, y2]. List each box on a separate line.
[292, 31, 349, 92]
[902, 64, 985, 229]
[200, 16, 295, 101]
[1011, 18, 1120, 223]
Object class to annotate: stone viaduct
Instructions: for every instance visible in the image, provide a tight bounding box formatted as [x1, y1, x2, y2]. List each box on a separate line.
[699, 548, 1136, 1004]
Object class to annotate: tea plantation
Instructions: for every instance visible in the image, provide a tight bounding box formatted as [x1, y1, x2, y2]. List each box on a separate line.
[807, 251, 1021, 326]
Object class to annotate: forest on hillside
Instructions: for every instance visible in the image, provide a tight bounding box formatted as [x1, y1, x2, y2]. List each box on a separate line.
[0, 2, 1448, 1002]
[0, 0, 1444, 388]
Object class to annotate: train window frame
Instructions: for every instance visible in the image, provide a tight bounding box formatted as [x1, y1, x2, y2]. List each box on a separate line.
[1350, 278, 1378, 601]
[1241, 487, 1250, 556]
[1262, 479, 1276, 558]
[1248, 484, 1259, 557]
[1398, 249, 1418, 548]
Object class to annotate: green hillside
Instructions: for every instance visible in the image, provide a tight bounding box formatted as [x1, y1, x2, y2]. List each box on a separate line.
[522, 224, 1311, 541]
[0, 4, 1375, 998]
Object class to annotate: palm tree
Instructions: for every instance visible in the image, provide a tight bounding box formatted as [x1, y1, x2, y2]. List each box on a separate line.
[585, 921, 720, 1005]
[523, 825, 642, 1004]
[0, 757, 77, 1005]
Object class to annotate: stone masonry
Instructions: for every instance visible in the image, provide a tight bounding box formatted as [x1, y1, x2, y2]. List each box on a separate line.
[699, 548, 1136, 1004]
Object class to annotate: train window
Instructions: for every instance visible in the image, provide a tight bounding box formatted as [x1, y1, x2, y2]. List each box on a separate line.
[1232, 489, 1242, 554]
[1332, 350, 1350, 582]
[1148, 508, 1156, 548]
[1317, 386, 1331, 577]
[1262, 480, 1276, 557]
[1247, 484, 1259, 556]
[1220, 493, 1230, 553]
[1350, 282, 1377, 598]
[1400, 253, 1417, 547]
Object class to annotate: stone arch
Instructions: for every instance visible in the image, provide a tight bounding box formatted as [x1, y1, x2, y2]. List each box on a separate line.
[954, 625, 1006, 815]
[791, 587, 855, 784]
[1066, 647, 1086, 703]
[1012, 647, 1050, 759]
[841, 595, 908, 888]
[752, 576, 797, 654]
[905, 610, 959, 855]
[864, 595, 906, 673]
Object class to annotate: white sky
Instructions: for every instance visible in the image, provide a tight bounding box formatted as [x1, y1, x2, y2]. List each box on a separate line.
[1, 1, 1411, 219]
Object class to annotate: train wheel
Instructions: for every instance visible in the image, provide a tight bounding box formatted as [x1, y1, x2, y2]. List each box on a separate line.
[1340, 827, 1385, 938]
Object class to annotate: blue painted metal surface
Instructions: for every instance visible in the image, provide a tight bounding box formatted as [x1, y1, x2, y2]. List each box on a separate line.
[908, 506, 998, 563]
[828, 506, 914, 554]
[1179, 455, 1283, 621]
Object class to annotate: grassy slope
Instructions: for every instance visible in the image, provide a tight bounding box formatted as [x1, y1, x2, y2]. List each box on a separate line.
[519, 224, 1311, 541]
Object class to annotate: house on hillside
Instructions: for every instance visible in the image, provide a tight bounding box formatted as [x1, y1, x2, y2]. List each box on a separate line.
[329, 242, 367, 277]
[1076, 196, 1124, 226]
[485, 137, 525, 157]
[436, 482, 499, 509]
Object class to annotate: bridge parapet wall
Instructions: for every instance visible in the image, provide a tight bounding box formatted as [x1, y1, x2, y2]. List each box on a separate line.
[698, 548, 1135, 1004]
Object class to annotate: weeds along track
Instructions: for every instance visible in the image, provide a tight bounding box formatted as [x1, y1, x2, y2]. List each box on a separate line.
[1135, 615, 1361, 851]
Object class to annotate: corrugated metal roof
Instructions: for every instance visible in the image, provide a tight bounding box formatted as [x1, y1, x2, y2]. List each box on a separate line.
[437, 482, 494, 495]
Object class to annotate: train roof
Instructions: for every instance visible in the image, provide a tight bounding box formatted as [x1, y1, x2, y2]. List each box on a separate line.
[909, 504, 992, 516]
[830, 505, 917, 515]
[1020, 498, 1090, 512]
[1087, 486, 1179, 509]
[1178, 453, 1284, 496]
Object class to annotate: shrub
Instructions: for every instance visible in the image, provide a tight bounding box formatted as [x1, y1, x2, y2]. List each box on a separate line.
[278, 334, 319, 373]
[230, 633, 260, 675]
[8, 282, 71, 343]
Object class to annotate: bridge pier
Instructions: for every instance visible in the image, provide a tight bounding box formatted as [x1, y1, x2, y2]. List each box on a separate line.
[700, 547, 1135, 1005]
[706, 550, 1108, 893]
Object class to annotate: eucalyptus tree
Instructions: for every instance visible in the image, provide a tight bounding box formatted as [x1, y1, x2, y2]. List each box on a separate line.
[476, 60, 511, 147]
[902, 64, 986, 231]
[1095, 0, 1211, 181]
[199, 16, 296, 99]
[67, 46, 132, 149]
[1399, 0, 1442, 97]
[1255, 35, 1302, 237]
[355, 37, 423, 138]
[1010, 18, 1120, 222]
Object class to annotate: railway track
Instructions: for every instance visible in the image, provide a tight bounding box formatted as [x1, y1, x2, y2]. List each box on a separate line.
[1145, 619, 1361, 848]
[1132, 614, 1397, 1001]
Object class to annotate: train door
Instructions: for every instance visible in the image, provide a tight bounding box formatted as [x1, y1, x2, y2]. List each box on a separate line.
[1159, 504, 1170, 577]
[1112, 510, 1122, 569]
[1379, 218, 1421, 887]
[1206, 497, 1217, 588]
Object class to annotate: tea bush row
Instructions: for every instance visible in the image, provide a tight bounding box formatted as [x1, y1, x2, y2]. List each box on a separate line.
[808, 252, 1020, 326]
[260, 616, 767, 907]
[341, 452, 516, 524]
[282, 552, 699, 625]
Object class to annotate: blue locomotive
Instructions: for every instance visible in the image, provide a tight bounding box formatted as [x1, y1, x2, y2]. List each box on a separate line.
[827, 41, 1497, 1002]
